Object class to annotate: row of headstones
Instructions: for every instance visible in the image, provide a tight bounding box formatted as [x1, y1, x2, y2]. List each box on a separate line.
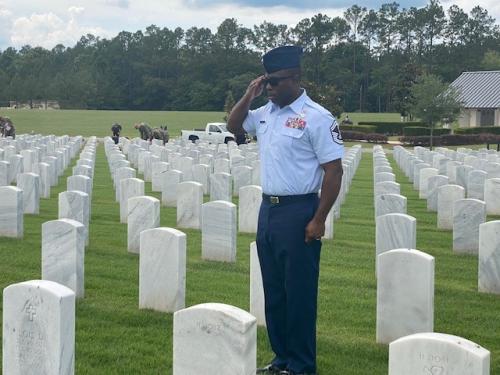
[106, 137, 258, 207]
[0, 134, 81, 187]
[2, 279, 490, 374]
[372, 147, 430, 346]
[393, 145, 500, 293]
[371, 146, 495, 365]
[128, 146, 364, 322]
[121, 136, 261, 197]
[372, 145, 416, 273]
[105, 140, 262, 235]
[394, 145, 500, 215]
[0, 135, 85, 238]
[38, 138, 98, 299]
[111, 142, 363, 320]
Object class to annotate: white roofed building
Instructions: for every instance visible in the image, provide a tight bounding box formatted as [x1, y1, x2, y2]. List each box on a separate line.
[450, 71, 500, 127]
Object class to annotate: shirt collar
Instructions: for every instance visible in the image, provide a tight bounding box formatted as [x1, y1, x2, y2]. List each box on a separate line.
[269, 89, 308, 114]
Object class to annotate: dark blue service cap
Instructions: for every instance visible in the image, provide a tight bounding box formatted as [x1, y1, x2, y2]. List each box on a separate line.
[262, 45, 303, 73]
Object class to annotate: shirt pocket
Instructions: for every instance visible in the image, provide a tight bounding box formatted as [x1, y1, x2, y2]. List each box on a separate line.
[280, 126, 306, 141]
[256, 122, 269, 135]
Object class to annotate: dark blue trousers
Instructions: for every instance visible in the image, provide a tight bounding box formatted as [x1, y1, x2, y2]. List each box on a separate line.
[256, 195, 321, 374]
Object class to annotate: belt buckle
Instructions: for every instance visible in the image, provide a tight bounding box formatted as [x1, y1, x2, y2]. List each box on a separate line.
[270, 196, 280, 204]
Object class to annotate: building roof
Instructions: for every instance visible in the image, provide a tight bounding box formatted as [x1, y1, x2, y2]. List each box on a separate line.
[450, 71, 500, 109]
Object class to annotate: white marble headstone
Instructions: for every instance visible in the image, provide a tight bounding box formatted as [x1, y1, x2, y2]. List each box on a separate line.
[177, 181, 203, 229]
[419, 168, 439, 199]
[201, 200, 237, 262]
[119, 178, 145, 223]
[161, 170, 183, 207]
[210, 172, 232, 202]
[238, 185, 262, 233]
[2, 280, 75, 375]
[484, 178, 500, 215]
[377, 249, 434, 344]
[139, 227, 186, 312]
[151, 161, 169, 192]
[389, 332, 490, 375]
[58, 191, 90, 246]
[479, 220, 500, 295]
[0, 160, 9, 186]
[467, 170, 487, 200]
[437, 184, 465, 230]
[250, 241, 266, 327]
[173, 303, 256, 375]
[127, 196, 160, 254]
[42, 219, 85, 298]
[375, 194, 407, 218]
[453, 199, 486, 254]
[426, 174, 449, 212]
[232, 165, 253, 196]
[376, 213, 417, 275]
[0, 186, 23, 238]
[17, 172, 40, 215]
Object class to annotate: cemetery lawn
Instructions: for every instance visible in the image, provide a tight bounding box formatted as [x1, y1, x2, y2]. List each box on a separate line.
[5, 109, 402, 138]
[1, 143, 500, 373]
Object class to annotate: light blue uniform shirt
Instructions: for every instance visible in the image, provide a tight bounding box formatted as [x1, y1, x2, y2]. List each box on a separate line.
[243, 90, 344, 196]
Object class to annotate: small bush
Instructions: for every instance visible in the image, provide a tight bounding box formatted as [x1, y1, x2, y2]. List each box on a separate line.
[403, 127, 429, 136]
[399, 134, 487, 146]
[403, 127, 451, 136]
[454, 127, 500, 135]
[340, 124, 376, 133]
[357, 121, 426, 135]
[342, 131, 388, 143]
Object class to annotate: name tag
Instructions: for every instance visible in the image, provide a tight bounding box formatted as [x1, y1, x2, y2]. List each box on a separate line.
[285, 117, 306, 130]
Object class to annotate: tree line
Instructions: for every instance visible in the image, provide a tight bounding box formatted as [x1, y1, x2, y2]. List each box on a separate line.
[0, 0, 499, 115]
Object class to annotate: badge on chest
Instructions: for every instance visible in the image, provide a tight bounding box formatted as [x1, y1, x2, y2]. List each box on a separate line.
[285, 117, 306, 130]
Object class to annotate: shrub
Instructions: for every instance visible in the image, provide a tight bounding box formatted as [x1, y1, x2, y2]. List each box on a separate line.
[454, 127, 500, 135]
[340, 124, 376, 133]
[403, 127, 451, 136]
[398, 134, 485, 146]
[403, 127, 429, 136]
[358, 121, 426, 135]
[342, 131, 388, 143]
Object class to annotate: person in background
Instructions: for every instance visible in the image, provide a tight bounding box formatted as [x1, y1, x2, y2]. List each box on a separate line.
[111, 122, 122, 144]
[1, 117, 15, 139]
[150, 125, 169, 145]
[134, 122, 152, 141]
[227, 45, 344, 375]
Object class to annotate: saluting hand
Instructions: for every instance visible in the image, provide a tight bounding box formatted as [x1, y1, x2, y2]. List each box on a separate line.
[245, 76, 266, 101]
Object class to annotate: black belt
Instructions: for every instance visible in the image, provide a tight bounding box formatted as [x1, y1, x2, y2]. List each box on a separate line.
[262, 193, 318, 205]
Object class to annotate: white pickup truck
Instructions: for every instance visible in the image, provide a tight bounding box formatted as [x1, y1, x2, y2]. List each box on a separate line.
[181, 122, 235, 144]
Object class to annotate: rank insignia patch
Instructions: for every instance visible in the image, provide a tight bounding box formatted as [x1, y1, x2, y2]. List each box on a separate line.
[285, 117, 307, 130]
[330, 120, 343, 144]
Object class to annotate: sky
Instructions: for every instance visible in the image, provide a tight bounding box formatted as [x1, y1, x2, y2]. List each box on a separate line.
[0, 0, 499, 50]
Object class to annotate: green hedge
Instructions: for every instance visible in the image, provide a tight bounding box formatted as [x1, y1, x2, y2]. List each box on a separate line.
[358, 121, 426, 135]
[454, 126, 500, 135]
[340, 124, 376, 133]
[403, 127, 451, 136]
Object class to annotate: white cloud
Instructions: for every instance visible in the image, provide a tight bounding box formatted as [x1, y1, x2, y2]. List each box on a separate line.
[9, 7, 109, 48]
[0, 0, 498, 50]
[0, 8, 11, 17]
[105, 0, 130, 8]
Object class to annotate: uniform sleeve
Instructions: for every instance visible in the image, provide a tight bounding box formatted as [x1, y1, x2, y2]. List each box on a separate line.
[309, 115, 344, 164]
[242, 107, 265, 137]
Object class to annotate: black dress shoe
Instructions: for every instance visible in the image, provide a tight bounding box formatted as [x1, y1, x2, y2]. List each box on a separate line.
[256, 364, 285, 374]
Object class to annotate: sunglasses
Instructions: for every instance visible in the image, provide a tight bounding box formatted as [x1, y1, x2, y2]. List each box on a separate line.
[264, 75, 294, 86]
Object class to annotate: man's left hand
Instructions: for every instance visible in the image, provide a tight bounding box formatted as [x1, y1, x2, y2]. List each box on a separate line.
[305, 218, 325, 243]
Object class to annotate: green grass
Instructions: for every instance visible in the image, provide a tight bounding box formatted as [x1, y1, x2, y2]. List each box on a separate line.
[1, 130, 500, 373]
[2, 109, 227, 138]
[3, 109, 405, 138]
